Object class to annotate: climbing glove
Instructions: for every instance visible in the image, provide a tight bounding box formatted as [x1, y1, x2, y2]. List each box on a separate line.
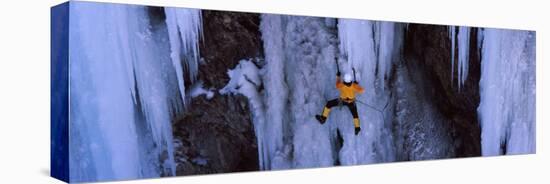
[354, 126, 361, 135]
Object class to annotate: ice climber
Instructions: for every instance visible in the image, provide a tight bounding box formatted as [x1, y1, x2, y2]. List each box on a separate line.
[316, 70, 365, 135]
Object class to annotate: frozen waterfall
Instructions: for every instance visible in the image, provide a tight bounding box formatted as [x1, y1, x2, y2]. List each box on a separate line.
[221, 16, 405, 169]
[68, 2, 202, 182]
[337, 19, 403, 164]
[59, 2, 537, 181]
[477, 29, 536, 156]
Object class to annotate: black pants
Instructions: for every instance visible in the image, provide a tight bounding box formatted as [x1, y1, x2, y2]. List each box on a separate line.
[325, 98, 359, 119]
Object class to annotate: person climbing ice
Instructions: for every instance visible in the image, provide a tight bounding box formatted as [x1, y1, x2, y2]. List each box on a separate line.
[316, 65, 365, 135]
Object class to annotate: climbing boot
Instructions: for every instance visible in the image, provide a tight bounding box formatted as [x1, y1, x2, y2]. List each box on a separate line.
[316, 115, 327, 124]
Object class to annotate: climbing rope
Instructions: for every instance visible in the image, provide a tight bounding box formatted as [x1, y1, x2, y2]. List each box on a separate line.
[355, 96, 390, 124]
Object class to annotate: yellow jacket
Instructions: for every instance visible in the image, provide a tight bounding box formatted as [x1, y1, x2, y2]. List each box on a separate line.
[336, 76, 364, 103]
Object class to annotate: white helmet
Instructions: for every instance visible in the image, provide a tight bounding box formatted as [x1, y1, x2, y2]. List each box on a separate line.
[343, 73, 353, 83]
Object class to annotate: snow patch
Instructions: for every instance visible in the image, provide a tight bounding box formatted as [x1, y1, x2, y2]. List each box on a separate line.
[189, 81, 215, 99]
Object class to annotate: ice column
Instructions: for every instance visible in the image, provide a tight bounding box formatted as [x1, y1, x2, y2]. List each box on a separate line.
[449, 26, 471, 90]
[259, 14, 289, 170]
[477, 29, 536, 156]
[69, 2, 203, 181]
[337, 19, 400, 164]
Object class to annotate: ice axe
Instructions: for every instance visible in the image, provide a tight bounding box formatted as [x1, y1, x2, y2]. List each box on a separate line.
[334, 55, 341, 76]
[352, 68, 358, 84]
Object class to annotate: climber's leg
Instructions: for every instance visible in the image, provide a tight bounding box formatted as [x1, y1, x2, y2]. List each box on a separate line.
[316, 98, 340, 124]
[346, 102, 361, 135]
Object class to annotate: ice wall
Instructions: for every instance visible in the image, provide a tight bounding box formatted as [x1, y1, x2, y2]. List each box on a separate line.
[69, 2, 202, 182]
[374, 22, 399, 82]
[224, 16, 406, 169]
[259, 15, 290, 169]
[477, 29, 536, 156]
[337, 19, 402, 164]
[233, 16, 406, 168]
[222, 15, 342, 170]
[280, 16, 338, 169]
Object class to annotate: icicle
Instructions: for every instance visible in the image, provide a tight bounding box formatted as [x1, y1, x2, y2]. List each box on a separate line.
[69, 2, 203, 181]
[457, 27, 471, 90]
[164, 8, 202, 105]
[449, 26, 456, 86]
[449, 26, 471, 91]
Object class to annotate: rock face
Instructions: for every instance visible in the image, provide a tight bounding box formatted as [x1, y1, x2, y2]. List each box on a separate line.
[172, 10, 263, 175]
[198, 10, 264, 89]
[173, 95, 259, 175]
[403, 24, 481, 157]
